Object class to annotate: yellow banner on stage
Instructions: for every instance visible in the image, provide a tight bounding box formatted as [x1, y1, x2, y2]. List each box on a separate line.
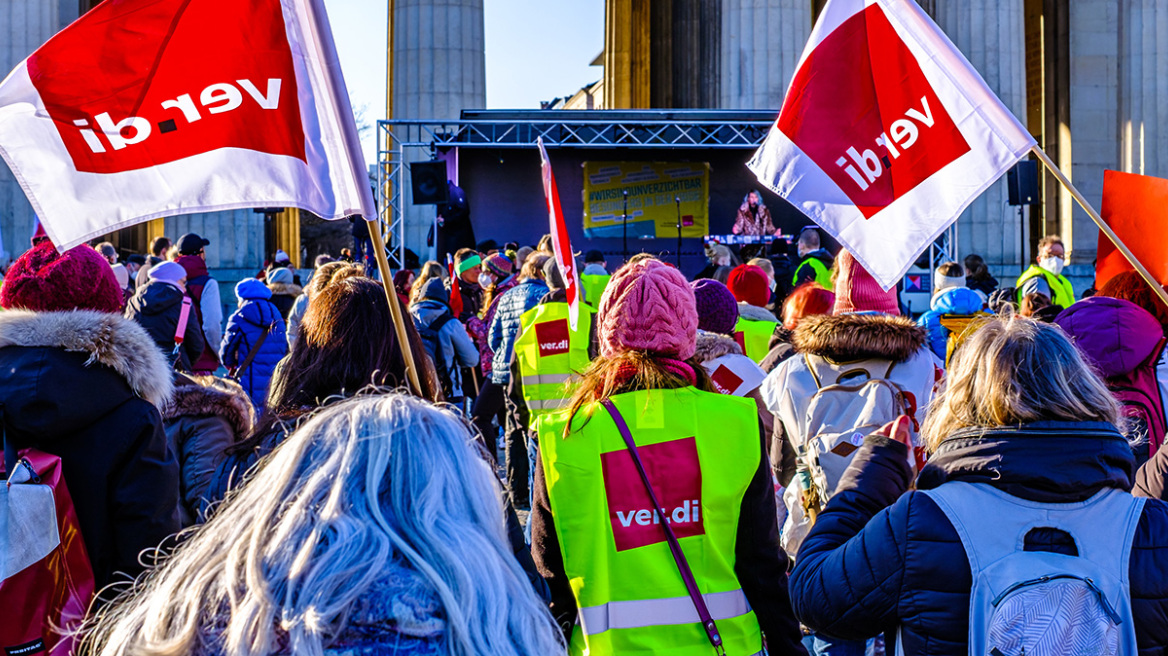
[582, 162, 710, 239]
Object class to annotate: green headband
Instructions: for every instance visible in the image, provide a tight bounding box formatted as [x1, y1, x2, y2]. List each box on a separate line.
[456, 254, 482, 274]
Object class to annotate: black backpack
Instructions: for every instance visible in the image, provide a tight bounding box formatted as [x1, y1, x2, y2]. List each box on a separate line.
[413, 310, 457, 399]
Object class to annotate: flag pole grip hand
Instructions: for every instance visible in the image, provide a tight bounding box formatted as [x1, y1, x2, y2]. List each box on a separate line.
[1030, 145, 1168, 309]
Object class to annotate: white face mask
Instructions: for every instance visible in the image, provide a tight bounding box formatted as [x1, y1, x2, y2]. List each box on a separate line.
[478, 273, 494, 290]
[1040, 256, 1066, 276]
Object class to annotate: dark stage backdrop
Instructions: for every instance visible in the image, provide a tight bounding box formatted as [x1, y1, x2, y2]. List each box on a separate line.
[453, 146, 817, 278]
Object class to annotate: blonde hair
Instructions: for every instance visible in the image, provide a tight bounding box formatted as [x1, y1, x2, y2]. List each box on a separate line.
[520, 253, 550, 281]
[921, 317, 1122, 450]
[410, 261, 448, 305]
[83, 393, 564, 656]
[748, 257, 774, 279]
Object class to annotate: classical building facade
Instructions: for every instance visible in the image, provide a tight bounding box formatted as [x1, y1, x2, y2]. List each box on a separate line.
[599, 0, 1165, 292]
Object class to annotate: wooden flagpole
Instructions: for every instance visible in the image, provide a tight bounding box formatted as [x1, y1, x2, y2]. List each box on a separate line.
[1030, 145, 1168, 308]
[368, 219, 424, 395]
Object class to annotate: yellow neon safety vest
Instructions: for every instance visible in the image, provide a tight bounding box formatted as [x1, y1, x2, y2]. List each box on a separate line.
[581, 274, 612, 307]
[734, 317, 777, 364]
[1016, 265, 1075, 308]
[515, 302, 593, 420]
[793, 256, 833, 291]
[537, 387, 764, 656]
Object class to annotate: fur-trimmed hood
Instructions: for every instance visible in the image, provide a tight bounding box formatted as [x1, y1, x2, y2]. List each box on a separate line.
[267, 282, 303, 297]
[793, 313, 926, 363]
[738, 302, 778, 323]
[694, 329, 744, 362]
[162, 375, 254, 438]
[0, 309, 173, 407]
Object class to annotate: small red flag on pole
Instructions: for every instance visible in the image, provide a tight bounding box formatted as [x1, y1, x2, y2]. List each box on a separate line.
[446, 253, 464, 318]
[537, 137, 580, 330]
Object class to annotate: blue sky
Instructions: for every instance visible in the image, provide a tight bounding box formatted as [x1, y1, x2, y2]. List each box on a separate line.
[323, 0, 605, 164]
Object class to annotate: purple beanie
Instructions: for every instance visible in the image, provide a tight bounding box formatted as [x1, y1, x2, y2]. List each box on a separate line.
[691, 279, 740, 335]
[599, 259, 698, 360]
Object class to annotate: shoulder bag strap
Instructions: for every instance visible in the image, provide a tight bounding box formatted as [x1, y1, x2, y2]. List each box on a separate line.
[599, 399, 726, 656]
[233, 321, 275, 379]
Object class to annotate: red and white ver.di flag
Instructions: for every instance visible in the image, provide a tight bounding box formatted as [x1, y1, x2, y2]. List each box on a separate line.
[537, 138, 581, 331]
[748, 0, 1036, 289]
[0, 0, 375, 250]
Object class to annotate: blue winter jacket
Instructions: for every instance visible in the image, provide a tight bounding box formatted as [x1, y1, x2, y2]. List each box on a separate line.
[916, 287, 984, 360]
[488, 279, 549, 385]
[789, 422, 1168, 655]
[220, 279, 288, 410]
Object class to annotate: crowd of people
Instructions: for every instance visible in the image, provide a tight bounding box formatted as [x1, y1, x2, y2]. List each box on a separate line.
[3, 221, 1168, 656]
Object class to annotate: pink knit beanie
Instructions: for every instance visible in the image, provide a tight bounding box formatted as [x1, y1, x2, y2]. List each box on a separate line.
[832, 250, 900, 315]
[1, 241, 123, 313]
[599, 259, 698, 360]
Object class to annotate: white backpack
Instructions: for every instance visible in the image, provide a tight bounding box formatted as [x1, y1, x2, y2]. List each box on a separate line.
[915, 482, 1143, 656]
[781, 354, 912, 555]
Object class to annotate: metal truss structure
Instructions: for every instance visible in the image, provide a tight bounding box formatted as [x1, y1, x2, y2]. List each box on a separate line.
[375, 111, 957, 270]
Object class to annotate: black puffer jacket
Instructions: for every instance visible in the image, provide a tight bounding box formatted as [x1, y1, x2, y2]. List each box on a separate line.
[124, 281, 205, 371]
[0, 310, 181, 594]
[789, 421, 1168, 654]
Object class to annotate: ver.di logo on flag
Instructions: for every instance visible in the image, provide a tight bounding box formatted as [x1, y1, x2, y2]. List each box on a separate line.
[601, 436, 704, 552]
[777, 4, 970, 218]
[535, 319, 571, 358]
[28, 0, 306, 175]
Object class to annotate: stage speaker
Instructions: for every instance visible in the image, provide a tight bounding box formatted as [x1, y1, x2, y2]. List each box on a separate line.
[1007, 160, 1039, 206]
[410, 161, 449, 205]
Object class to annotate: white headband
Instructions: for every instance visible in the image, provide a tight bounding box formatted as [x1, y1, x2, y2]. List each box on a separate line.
[934, 272, 965, 292]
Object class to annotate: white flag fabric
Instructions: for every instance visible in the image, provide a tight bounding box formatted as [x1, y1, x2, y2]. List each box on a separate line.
[0, 0, 374, 251]
[538, 137, 581, 331]
[748, 0, 1035, 289]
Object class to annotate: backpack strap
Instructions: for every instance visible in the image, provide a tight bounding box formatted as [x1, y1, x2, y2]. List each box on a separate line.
[231, 322, 275, 381]
[600, 399, 727, 656]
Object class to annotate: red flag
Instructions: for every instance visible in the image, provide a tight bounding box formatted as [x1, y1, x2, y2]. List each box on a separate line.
[0, 0, 374, 250]
[537, 137, 580, 330]
[1098, 170, 1168, 289]
[446, 253, 464, 318]
[748, 0, 1035, 289]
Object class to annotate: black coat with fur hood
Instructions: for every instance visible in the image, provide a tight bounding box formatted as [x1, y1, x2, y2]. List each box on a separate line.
[0, 310, 180, 593]
[160, 374, 254, 526]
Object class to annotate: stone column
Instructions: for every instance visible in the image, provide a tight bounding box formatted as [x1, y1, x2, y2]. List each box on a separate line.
[0, 0, 77, 261]
[1119, 3, 1168, 179]
[392, 0, 486, 258]
[1065, 0, 1119, 287]
[719, 0, 810, 110]
[933, 0, 1028, 278]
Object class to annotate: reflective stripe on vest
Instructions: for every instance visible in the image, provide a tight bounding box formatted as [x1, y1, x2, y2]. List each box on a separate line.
[579, 589, 750, 635]
[538, 388, 765, 656]
[515, 302, 593, 421]
[734, 317, 777, 364]
[1016, 265, 1075, 308]
[793, 257, 833, 291]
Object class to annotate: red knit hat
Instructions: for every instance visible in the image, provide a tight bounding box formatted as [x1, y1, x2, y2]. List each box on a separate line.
[727, 264, 771, 308]
[599, 258, 698, 360]
[1, 241, 123, 313]
[832, 250, 900, 315]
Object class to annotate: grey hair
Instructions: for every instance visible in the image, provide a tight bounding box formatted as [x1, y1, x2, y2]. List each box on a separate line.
[83, 392, 564, 656]
[921, 317, 1123, 451]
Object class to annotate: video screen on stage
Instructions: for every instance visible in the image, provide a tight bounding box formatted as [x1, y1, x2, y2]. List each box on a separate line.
[581, 161, 710, 239]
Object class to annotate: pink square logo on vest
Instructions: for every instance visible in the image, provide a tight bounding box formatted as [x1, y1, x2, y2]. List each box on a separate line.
[601, 436, 705, 551]
[535, 318, 571, 357]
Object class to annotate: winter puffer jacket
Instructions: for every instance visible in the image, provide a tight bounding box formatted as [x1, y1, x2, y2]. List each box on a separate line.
[267, 282, 302, 321]
[410, 299, 480, 398]
[916, 287, 985, 360]
[160, 374, 254, 526]
[220, 279, 288, 410]
[488, 278, 549, 385]
[0, 310, 180, 593]
[468, 275, 519, 377]
[124, 280, 206, 371]
[789, 422, 1168, 655]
